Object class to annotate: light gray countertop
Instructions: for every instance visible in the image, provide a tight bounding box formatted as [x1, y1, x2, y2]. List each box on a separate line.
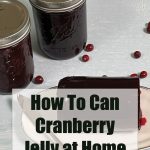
[1, 0, 150, 149]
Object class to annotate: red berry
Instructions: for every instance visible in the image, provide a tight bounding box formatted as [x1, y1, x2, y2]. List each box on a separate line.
[147, 27, 150, 33]
[140, 71, 148, 78]
[130, 73, 138, 78]
[139, 117, 147, 126]
[34, 75, 44, 84]
[102, 75, 108, 77]
[82, 55, 90, 62]
[133, 51, 141, 59]
[85, 44, 94, 52]
[147, 22, 150, 33]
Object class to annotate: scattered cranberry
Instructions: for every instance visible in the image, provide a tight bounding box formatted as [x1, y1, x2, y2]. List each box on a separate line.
[34, 75, 44, 84]
[85, 44, 94, 52]
[82, 55, 90, 62]
[147, 27, 150, 33]
[140, 71, 148, 78]
[102, 75, 108, 77]
[130, 73, 138, 78]
[133, 51, 141, 59]
[147, 22, 150, 33]
[139, 117, 147, 126]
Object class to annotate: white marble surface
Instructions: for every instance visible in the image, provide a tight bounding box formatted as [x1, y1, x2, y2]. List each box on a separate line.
[1, 0, 150, 149]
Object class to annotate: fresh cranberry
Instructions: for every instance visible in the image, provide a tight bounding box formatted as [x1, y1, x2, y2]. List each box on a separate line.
[130, 73, 138, 78]
[34, 75, 44, 84]
[82, 55, 90, 62]
[140, 71, 148, 78]
[102, 75, 108, 77]
[133, 51, 141, 59]
[139, 117, 147, 126]
[85, 44, 94, 52]
[147, 27, 150, 33]
[147, 22, 150, 33]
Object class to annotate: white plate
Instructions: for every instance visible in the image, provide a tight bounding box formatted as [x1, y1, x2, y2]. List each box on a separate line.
[138, 87, 150, 149]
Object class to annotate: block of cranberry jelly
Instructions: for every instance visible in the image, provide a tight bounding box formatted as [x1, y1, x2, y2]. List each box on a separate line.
[58, 76, 140, 130]
[29, 0, 87, 60]
[0, 0, 34, 93]
[58, 76, 140, 89]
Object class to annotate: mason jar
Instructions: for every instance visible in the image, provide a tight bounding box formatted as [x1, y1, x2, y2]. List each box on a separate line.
[29, 0, 87, 60]
[0, 0, 34, 93]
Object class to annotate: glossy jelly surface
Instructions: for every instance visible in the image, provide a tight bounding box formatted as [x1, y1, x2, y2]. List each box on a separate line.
[0, 34, 34, 93]
[32, 2, 87, 60]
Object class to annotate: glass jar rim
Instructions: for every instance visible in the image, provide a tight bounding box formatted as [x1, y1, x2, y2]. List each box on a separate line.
[0, 0, 30, 49]
[29, 0, 85, 12]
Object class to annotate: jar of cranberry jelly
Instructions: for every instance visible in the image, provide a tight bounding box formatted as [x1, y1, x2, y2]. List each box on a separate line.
[30, 0, 87, 60]
[0, 0, 34, 93]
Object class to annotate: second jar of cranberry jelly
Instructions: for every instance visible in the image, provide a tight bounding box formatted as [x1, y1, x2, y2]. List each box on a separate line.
[0, 0, 34, 93]
[30, 0, 87, 60]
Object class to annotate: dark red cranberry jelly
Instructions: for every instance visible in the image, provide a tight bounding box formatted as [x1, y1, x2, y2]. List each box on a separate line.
[0, 34, 34, 93]
[0, 0, 34, 93]
[31, 2, 87, 60]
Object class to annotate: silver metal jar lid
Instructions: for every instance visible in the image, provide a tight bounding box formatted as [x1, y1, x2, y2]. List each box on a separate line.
[29, 0, 85, 12]
[0, 0, 30, 49]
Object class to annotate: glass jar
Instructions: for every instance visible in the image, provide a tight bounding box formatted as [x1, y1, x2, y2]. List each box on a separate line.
[0, 0, 34, 93]
[30, 0, 87, 60]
